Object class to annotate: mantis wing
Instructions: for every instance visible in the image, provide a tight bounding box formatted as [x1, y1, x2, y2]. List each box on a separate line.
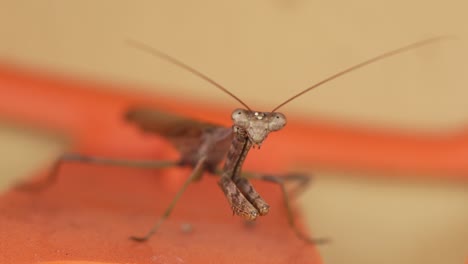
[125, 107, 233, 169]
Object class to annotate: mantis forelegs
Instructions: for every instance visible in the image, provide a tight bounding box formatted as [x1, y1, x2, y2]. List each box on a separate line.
[239, 171, 329, 244]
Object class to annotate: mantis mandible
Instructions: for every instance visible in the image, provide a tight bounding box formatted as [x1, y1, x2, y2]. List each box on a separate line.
[18, 36, 446, 243]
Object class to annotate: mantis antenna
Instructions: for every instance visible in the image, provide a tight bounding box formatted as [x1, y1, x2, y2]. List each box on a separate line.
[126, 39, 252, 111]
[127, 36, 450, 113]
[271, 36, 450, 112]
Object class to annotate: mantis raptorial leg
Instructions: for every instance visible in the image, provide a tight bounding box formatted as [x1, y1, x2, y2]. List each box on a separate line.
[239, 172, 328, 244]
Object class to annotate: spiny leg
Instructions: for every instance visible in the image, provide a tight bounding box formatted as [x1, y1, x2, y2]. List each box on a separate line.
[16, 153, 178, 192]
[232, 176, 270, 216]
[130, 156, 207, 242]
[218, 176, 259, 221]
[241, 171, 328, 244]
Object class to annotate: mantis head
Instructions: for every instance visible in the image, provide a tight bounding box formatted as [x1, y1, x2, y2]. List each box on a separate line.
[231, 108, 287, 147]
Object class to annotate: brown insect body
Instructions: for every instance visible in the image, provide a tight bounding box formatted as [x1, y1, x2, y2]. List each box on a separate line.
[126, 107, 233, 173]
[127, 107, 287, 221]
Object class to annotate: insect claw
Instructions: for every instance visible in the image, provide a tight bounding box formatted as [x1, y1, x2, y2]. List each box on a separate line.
[294, 230, 331, 245]
[257, 204, 270, 216]
[231, 205, 241, 216]
[129, 235, 149, 242]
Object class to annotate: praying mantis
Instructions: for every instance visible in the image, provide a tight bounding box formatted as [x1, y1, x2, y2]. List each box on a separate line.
[18, 36, 446, 243]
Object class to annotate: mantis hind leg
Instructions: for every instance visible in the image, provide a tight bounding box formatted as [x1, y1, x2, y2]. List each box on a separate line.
[16, 153, 178, 192]
[241, 171, 329, 245]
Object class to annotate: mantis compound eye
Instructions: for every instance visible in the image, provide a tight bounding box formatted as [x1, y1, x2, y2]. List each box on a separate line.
[268, 112, 287, 131]
[231, 108, 250, 128]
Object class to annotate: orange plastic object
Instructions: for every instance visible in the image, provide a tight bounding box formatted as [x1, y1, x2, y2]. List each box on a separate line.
[0, 63, 322, 263]
[0, 62, 467, 263]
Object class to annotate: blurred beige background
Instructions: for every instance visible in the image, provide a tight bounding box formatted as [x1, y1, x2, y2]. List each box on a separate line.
[0, 1, 467, 264]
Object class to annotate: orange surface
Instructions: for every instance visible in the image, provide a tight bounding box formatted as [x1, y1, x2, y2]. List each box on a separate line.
[0, 62, 467, 263]
[0, 63, 322, 263]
